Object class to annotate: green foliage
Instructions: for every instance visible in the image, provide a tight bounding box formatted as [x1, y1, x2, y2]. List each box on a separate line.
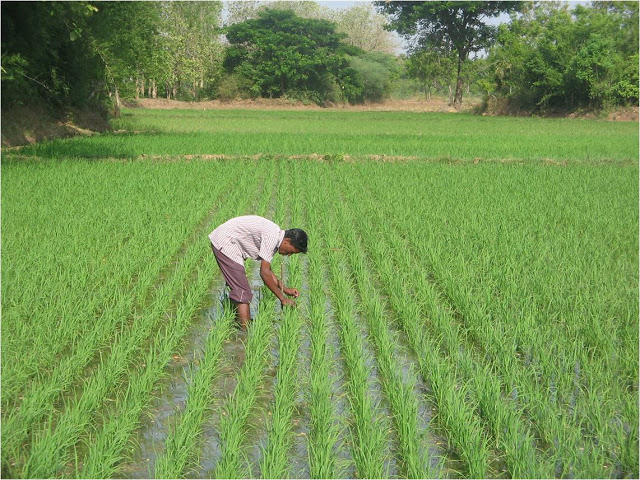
[348, 52, 399, 102]
[1, 1, 224, 111]
[224, 9, 366, 105]
[88, 2, 160, 98]
[405, 49, 456, 100]
[376, 1, 521, 106]
[1, 2, 103, 109]
[487, 2, 639, 111]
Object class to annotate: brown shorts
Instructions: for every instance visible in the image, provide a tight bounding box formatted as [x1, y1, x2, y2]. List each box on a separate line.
[211, 244, 253, 304]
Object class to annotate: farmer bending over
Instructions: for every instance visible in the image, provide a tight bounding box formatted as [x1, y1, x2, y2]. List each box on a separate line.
[209, 215, 308, 330]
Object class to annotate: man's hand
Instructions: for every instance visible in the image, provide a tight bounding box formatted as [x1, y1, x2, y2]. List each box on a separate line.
[283, 287, 299, 298]
[281, 297, 296, 308]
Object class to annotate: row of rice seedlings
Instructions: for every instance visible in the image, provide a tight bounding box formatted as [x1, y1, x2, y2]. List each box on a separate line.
[349, 164, 582, 473]
[153, 161, 279, 479]
[1, 159, 236, 435]
[302, 181, 343, 479]
[320, 165, 489, 477]
[212, 295, 275, 478]
[341, 166, 552, 472]
[258, 160, 304, 478]
[80, 161, 274, 479]
[2, 235, 187, 471]
[349, 161, 637, 477]
[316, 174, 390, 478]
[153, 305, 236, 478]
[391, 162, 638, 476]
[341, 171, 550, 478]
[330, 195, 437, 478]
[18, 164, 264, 478]
[79, 256, 232, 479]
[334, 180, 492, 477]
[259, 254, 303, 477]
[1, 160, 232, 396]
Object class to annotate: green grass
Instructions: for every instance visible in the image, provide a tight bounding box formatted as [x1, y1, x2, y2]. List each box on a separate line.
[14, 108, 639, 162]
[2, 107, 637, 478]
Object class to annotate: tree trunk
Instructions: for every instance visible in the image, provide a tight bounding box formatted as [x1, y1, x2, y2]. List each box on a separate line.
[114, 85, 122, 117]
[454, 52, 464, 109]
[453, 49, 467, 110]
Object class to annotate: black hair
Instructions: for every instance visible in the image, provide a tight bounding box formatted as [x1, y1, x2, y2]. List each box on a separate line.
[284, 228, 308, 253]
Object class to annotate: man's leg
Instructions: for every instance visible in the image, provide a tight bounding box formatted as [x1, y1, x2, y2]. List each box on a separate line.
[232, 301, 251, 330]
[212, 245, 254, 329]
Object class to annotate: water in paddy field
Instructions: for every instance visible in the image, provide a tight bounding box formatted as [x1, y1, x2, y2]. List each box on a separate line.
[119, 261, 457, 479]
[117, 278, 263, 479]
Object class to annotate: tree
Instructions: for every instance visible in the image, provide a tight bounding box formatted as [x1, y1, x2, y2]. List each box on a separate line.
[224, 9, 362, 104]
[406, 48, 456, 101]
[88, 2, 160, 112]
[158, 1, 224, 100]
[487, 1, 638, 111]
[334, 3, 399, 54]
[376, 1, 520, 108]
[349, 52, 400, 102]
[1, 2, 102, 109]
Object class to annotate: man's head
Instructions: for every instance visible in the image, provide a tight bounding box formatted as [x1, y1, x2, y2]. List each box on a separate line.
[279, 228, 308, 256]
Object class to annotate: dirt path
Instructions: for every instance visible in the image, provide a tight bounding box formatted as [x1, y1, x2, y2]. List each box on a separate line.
[131, 96, 477, 113]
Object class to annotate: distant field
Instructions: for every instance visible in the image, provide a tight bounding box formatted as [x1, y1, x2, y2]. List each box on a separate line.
[2, 109, 638, 479]
[17, 108, 639, 162]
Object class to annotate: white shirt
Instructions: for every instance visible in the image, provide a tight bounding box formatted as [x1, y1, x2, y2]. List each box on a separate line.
[209, 215, 284, 266]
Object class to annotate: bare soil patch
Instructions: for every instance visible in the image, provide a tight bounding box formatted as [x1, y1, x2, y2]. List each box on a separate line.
[130, 97, 479, 113]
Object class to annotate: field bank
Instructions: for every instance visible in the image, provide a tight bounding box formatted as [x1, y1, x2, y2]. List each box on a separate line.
[2, 109, 638, 478]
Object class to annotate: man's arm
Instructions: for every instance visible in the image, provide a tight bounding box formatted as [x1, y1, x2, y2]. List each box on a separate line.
[260, 260, 295, 306]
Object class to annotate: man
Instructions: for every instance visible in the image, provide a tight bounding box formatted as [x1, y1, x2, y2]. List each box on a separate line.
[209, 215, 308, 330]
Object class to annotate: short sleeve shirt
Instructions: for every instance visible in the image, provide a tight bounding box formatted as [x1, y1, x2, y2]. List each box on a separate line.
[209, 216, 285, 266]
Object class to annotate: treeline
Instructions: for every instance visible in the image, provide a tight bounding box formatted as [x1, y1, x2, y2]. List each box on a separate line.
[1, 1, 637, 115]
[484, 1, 639, 111]
[2, 2, 224, 112]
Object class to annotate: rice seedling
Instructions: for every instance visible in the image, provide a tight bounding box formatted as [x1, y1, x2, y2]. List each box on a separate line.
[212, 296, 275, 479]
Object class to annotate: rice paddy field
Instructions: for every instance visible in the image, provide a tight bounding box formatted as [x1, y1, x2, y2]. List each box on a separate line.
[2, 108, 638, 479]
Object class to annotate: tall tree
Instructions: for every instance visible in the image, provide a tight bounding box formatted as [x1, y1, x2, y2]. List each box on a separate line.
[224, 9, 360, 104]
[334, 3, 399, 54]
[159, 1, 223, 100]
[487, 1, 638, 111]
[1, 2, 101, 109]
[89, 2, 160, 111]
[376, 1, 520, 108]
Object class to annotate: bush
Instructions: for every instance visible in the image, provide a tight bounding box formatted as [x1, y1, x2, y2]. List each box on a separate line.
[349, 52, 399, 102]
